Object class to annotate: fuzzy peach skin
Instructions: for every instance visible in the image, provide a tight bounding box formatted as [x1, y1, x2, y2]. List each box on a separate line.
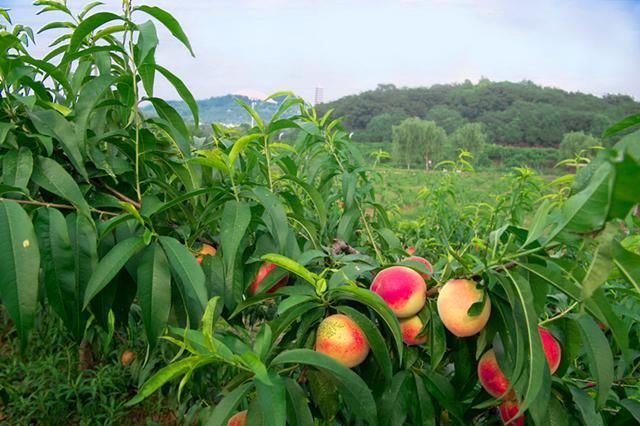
[478, 349, 511, 398]
[436, 279, 491, 337]
[498, 399, 525, 426]
[227, 410, 247, 426]
[315, 314, 370, 368]
[195, 244, 217, 264]
[538, 326, 561, 374]
[370, 266, 427, 318]
[400, 315, 428, 345]
[248, 262, 289, 295]
[405, 256, 433, 280]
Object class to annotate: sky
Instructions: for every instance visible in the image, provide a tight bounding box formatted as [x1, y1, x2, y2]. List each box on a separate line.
[3, 0, 640, 103]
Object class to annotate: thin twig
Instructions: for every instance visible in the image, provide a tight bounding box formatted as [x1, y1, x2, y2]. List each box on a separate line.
[101, 182, 141, 209]
[0, 197, 119, 216]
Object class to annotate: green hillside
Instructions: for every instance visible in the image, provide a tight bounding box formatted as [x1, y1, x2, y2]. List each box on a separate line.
[316, 80, 639, 147]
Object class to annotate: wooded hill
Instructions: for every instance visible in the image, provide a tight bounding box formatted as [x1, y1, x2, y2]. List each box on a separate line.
[316, 80, 639, 147]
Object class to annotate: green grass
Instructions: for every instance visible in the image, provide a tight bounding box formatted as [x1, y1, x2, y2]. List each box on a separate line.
[373, 168, 551, 221]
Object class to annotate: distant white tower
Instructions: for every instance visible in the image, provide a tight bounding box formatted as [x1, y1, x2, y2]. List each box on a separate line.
[314, 87, 324, 106]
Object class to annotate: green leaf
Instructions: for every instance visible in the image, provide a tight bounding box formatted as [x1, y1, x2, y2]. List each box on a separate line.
[378, 371, 409, 426]
[569, 386, 604, 426]
[620, 399, 640, 423]
[159, 236, 208, 326]
[603, 112, 640, 137]
[581, 223, 616, 299]
[331, 286, 403, 359]
[253, 186, 289, 251]
[575, 315, 613, 409]
[83, 236, 146, 307]
[253, 323, 272, 362]
[0, 200, 40, 350]
[412, 372, 436, 426]
[499, 270, 546, 415]
[219, 200, 251, 309]
[127, 356, 212, 406]
[154, 64, 198, 127]
[613, 241, 640, 294]
[228, 133, 261, 166]
[34, 208, 82, 339]
[283, 378, 313, 426]
[2, 147, 33, 191]
[523, 199, 552, 247]
[279, 175, 327, 230]
[428, 304, 447, 369]
[337, 305, 392, 385]
[306, 369, 339, 420]
[134, 5, 194, 56]
[205, 383, 253, 426]
[254, 370, 286, 426]
[260, 253, 317, 286]
[31, 156, 91, 215]
[66, 12, 122, 54]
[235, 97, 264, 130]
[272, 349, 377, 424]
[135, 20, 158, 66]
[146, 97, 191, 155]
[30, 111, 87, 179]
[545, 162, 614, 242]
[0, 122, 15, 145]
[202, 296, 221, 353]
[136, 243, 171, 347]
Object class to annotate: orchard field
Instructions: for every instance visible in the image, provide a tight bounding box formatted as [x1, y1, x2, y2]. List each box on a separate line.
[1, 2, 640, 426]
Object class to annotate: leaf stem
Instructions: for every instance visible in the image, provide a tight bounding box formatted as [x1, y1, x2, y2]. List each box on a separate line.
[539, 301, 579, 326]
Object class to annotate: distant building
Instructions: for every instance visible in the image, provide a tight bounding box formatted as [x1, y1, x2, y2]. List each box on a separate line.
[314, 87, 324, 106]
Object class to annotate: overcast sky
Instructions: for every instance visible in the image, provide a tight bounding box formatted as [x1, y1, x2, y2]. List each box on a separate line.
[5, 0, 640, 102]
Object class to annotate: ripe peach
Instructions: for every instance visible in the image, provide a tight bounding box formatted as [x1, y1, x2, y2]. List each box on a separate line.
[406, 246, 415, 255]
[248, 262, 288, 295]
[477, 349, 511, 398]
[370, 266, 426, 318]
[400, 315, 428, 345]
[538, 326, 561, 374]
[227, 410, 247, 426]
[498, 399, 525, 426]
[405, 255, 433, 280]
[315, 314, 370, 368]
[195, 243, 217, 264]
[121, 350, 135, 366]
[436, 279, 490, 337]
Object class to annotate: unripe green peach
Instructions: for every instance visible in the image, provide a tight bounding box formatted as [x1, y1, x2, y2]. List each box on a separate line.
[371, 266, 426, 318]
[477, 349, 511, 398]
[538, 326, 561, 374]
[315, 314, 370, 368]
[400, 315, 428, 345]
[227, 410, 247, 426]
[436, 279, 490, 337]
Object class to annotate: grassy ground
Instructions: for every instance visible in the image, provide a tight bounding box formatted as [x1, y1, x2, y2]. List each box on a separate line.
[372, 167, 553, 221]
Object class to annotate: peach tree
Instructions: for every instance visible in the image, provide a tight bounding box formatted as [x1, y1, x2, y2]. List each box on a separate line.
[0, 1, 639, 425]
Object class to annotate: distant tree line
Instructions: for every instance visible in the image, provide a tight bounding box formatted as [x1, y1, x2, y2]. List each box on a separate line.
[318, 79, 638, 148]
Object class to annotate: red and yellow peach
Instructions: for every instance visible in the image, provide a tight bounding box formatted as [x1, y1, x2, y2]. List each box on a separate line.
[195, 243, 217, 264]
[227, 410, 247, 426]
[437, 279, 491, 337]
[315, 314, 370, 368]
[371, 266, 427, 318]
[400, 315, 428, 345]
[498, 399, 525, 425]
[538, 326, 561, 374]
[248, 262, 289, 295]
[477, 349, 511, 398]
[405, 256, 433, 280]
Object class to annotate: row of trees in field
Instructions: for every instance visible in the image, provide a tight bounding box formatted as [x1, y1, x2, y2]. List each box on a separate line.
[390, 116, 601, 170]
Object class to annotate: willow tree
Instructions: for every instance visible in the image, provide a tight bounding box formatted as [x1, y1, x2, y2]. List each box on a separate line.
[392, 118, 447, 169]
